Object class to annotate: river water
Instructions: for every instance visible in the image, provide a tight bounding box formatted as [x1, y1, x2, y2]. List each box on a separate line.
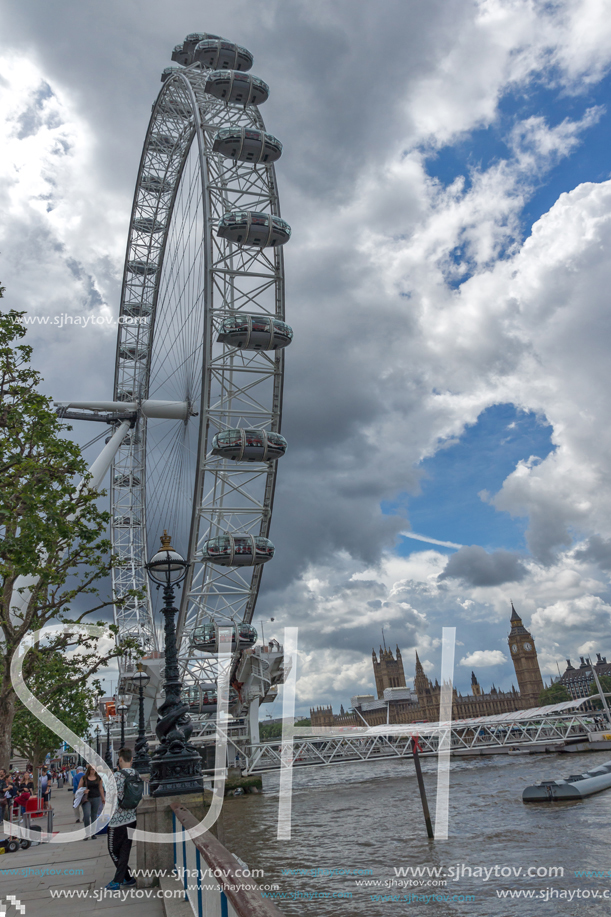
[219, 750, 611, 916]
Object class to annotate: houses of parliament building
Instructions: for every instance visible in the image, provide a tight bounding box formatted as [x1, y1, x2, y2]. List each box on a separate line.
[310, 604, 545, 728]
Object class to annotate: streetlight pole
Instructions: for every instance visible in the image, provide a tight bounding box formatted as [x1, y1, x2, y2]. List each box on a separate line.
[132, 663, 151, 774]
[146, 531, 203, 797]
[104, 717, 113, 769]
[95, 725, 101, 757]
[117, 697, 128, 748]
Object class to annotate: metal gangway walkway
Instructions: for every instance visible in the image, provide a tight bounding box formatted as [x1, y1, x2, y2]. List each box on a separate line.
[238, 701, 601, 774]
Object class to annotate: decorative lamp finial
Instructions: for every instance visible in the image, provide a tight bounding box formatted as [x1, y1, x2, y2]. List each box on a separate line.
[160, 530, 174, 551]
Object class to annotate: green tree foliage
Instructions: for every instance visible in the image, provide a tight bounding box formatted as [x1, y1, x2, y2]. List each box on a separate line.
[11, 650, 100, 783]
[539, 682, 570, 705]
[259, 722, 283, 740]
[259, 718, 312, 740]
[588, 675, 611, 710]
[0, 302, 138, 769]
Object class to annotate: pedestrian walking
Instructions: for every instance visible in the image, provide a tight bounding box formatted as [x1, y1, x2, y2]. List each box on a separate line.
[105, 748, 144, 890]
[72, 765, 85, 822]
[40, 766, 50, 810]
[0, 770, 14, 820]
[77, 765, 105, 838]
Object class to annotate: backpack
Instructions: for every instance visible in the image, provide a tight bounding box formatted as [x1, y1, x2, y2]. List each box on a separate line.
[118, 769, 144, 810]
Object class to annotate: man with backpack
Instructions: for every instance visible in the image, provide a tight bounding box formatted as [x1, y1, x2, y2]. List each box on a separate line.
[105, 748, 144, 890]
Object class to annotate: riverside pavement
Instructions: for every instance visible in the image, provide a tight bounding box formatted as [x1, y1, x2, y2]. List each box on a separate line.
[0, 780, 166, 917]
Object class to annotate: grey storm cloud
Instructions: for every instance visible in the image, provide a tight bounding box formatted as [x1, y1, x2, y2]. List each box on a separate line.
[574, 536, 611, 571]
[4, 0, 611, 708]
[438, 546, 528, 587]
[0, 0, 475, 589]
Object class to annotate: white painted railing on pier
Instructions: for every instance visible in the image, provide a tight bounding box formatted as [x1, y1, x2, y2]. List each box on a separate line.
[171, 802, 285, 917]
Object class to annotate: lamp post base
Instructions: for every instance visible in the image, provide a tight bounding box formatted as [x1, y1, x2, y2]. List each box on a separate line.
[148, 748, 203, 797]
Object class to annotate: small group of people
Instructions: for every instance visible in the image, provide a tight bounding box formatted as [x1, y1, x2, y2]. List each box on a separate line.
[71, 747, 142, 890]
[2, 748, 142, 891]
[0, 766, 36, 818]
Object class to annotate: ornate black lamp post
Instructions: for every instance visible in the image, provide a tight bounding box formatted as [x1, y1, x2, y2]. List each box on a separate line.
[104, 717, 113, 768]
[146, 531, 203, 797]
[132, 662, 151, 774]
[95, 725, 101, 757]
[117, 696, 128, 747]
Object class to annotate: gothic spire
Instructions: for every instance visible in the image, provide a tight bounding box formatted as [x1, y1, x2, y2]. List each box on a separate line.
[509, 601, 528, 636]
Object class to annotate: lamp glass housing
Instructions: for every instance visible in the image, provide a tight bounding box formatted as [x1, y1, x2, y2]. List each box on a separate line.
[147, 532, 188, 585]
[132, 669, 150, 688]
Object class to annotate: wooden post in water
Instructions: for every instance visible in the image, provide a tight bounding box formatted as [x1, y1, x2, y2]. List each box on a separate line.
[411, 735, 434, 839]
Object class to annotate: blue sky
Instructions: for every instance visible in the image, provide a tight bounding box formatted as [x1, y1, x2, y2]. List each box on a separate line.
[386, 71, 611, 565]
[426, 70, 611, 238]
[388, 404, 555, 555]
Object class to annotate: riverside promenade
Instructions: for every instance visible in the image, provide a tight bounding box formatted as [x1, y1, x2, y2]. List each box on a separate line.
[0, 782, 166, 917]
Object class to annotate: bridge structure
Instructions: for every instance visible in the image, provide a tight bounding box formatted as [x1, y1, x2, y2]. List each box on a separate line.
[238, 702, 602, 774]
[98, 698, 603, 775]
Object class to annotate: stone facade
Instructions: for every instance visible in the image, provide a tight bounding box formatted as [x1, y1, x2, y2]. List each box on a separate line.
[373, 645, 407, 698]
[560, 653, 611, 699]
[311, 605, 545, 727]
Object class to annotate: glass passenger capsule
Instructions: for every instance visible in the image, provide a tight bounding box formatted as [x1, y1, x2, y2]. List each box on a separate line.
[127, 260, 158, 276]
[157, 99, 192, 120]
[113, 514, 141, 527]
[141, 175, 173, 194]
[217, 314, 293, 350]
[119, 344, 148, 361]
[194, 39, 253, 72]
[113, 474, 141, 487]
[212, 428, 287, 462]
[201, 534, 275, 566]
[173, 32, 226, 65]
[149, 133, 175, 153]
[132, 217, 165, 234]
[217, 211, 291, 248]
[183, 684, 219, 709]
[206, 70, 269, 106]
[184, 31, 224, 53]
[212, 127, 282, 164]
[161, 67, 182, 83]
[123, 302, 152, 318]
[171, 43, 190, 66]
[191, 622, 217, 652]
[191, 621, 258, 652]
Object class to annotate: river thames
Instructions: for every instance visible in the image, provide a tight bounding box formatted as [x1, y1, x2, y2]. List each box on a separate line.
[220, 749, 611, 916]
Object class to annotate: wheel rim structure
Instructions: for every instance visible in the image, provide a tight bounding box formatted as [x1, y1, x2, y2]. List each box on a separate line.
[111, 40, 289, 691]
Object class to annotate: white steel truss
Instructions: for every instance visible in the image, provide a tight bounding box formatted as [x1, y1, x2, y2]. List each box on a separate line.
[240, 713, 600, 774]
[111, 58, 287, 682]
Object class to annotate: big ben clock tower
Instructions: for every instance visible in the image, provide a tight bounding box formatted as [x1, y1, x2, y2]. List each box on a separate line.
[508, 603, 544, 707]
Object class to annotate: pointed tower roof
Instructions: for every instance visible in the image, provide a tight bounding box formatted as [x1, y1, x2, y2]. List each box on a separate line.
[509, 602, 529, 637]
[471, 671, 479, 685]
[415, 650, 424, 673]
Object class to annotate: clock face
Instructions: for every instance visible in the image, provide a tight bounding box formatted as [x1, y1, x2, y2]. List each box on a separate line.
[523, 642, 533, 651]
[511, 644, 518, 654]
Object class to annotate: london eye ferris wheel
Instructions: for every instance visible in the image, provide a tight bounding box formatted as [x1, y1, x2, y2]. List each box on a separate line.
[59, 32, 291, 696]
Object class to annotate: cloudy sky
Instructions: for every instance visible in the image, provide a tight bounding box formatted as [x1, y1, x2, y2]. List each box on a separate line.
[2, 0, 611, 716]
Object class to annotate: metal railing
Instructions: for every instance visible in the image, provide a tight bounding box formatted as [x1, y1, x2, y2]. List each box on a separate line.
[171, 802, 285, 916]
[240, 712, 600, 774]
